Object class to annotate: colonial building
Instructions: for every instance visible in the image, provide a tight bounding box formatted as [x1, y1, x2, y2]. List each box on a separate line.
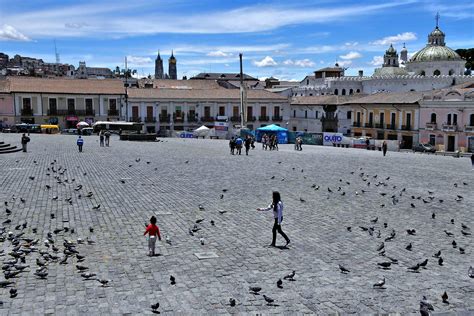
[346, 92, 423, 148]
[419, 83, 474, 152]
[75, 62, 113, 79]
[6, 77, 125, 129]
[127, 87, 289, 134]
[0, 79, 14, 128]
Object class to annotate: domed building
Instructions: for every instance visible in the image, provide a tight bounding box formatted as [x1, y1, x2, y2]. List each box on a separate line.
[373, 44, 409, 77]
[405, 21, 465, 76]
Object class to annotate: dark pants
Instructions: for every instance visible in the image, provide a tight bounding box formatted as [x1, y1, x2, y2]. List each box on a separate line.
[272, 217, 289, 246]
[105, 137, 110, 146]
[230, 146, 235, 155]
[22, 144, 27, 152]
[245, 145, 250, 155]
[78, 145, 83, 152]
[236, 145, 242, 155]
[383, 148, 387, 156]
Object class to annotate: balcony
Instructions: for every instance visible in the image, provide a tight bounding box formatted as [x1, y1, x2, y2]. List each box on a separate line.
[258, 115, 269, 121]
[230, 116, 240, 122]
[108, 109, 119, 116]
[352, 122, 361, 127]
[46, 109, 94, 116]
[159, 114, 170, 123]
[201, 116, 215, 122]
[247, 116, 256, 122]
[272, 115, 283, 121]
[375, 123, 385, 129]
[465, 125, 474, 132]
[187, 113, 197, 122]
[425, 122, 437, 130]
[144, 116, 156, 123]
[364, 123, 374, 128]
[442, 124, 457, 132]
[21, 108, 33, 116]
[401, 125, 412, 131]
[173, 113, 184, 123]
[386, 124, 396, 130]
[130, 116, 141, 123]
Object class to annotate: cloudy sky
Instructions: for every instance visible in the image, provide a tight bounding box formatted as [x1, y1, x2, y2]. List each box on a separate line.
[1, 0, 473, 80]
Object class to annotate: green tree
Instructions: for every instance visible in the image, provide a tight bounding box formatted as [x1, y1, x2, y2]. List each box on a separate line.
[455, 48, 474, 71]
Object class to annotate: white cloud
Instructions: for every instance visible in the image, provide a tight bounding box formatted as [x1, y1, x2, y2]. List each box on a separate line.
[337, 60, 352, 67]
[283, 59, 316, 68]
[253, 56, 277, 67]
[339, 51, 362, 60]
[369, 56, 384, 66]
[65, 22, 88, 29]
[0, 24, 30, 41]
[371, 32, 417, 46]
[344, 42, 359, 47]
[207, 50, 232, 57]
[126, 56, 153, 65]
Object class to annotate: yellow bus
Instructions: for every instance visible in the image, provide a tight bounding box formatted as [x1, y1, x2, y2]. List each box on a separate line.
[40, 124, 60, 134]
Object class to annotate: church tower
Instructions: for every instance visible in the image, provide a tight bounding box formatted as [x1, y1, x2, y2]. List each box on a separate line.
[400, 43, 408, 64]
[155, 51, 163, 79]
[168, 51, 177, 80]
[383, 44, 399, 67]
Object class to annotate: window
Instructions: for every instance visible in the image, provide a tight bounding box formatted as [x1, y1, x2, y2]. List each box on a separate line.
[391, 113, 396, 128]
[219, 106, 225, 116]
[379, 113, 384, 126]
[22, 98, 31, 109]
[356, 112, 361, 125]
[420, 71, 425, 76]
[347, 111, 351, 120]
[453, 113, 457, 125]
[369, 112, 374, 126]
[293, 110, 296, 118]
[349, 89, 353, 95]
[406, 113, 411, 128]
[109, 99, 117, 110]
[449, 69, 454, 76]
[430, 113, 436, 123]
[274, 106, 280, 117]
[342, 89, 346, 95]
[292, 126, 297, 131]
[447, 114, 452, 125]
[334, 89, 338, 95]
[49, 98, 57, 114]
[433, 69, 441, 76]
[429, 134, 436, 146]
[356, 89, 360, 93]
[233, 106, 239, 117]
[246, 106, 253, 120]
[260, 106, 266, 117]
[85, 99, 93, 115]
[305, 111, 307, 119]
[67, 99, 75, 114]
[470, 114, 474, 126]
[175, 106, 182, 118]
[306, 79, 309, 85]
[204, 106, 211, 118]
[316, 111, 319, 119]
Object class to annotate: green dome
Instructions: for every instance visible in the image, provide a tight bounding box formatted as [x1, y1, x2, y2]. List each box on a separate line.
[410, 45, 461, 62]
[429, 27, 445, 37]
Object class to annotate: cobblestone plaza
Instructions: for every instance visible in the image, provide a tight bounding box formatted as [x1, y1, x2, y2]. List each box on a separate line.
[0, 134, 473, 315]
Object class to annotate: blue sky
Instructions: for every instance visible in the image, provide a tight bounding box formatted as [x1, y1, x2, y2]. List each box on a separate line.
[1, 0, 473, 80]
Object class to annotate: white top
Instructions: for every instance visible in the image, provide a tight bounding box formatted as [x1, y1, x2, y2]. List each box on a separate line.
[259, 201, 283, 225]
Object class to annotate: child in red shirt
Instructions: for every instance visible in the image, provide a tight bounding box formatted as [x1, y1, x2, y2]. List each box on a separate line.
[144, 216, 161, 256]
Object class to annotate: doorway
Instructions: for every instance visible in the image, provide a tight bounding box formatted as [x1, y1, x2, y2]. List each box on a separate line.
[402, 135, 413, 149]
[447, 135, 455, 152]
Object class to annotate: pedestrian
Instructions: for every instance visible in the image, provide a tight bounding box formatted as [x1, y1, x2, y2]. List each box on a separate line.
[382, 141, 388, 156]
[471, 153, 474, 170]
[144, 215, 162, 256]
[366, 138, 370, 150]
[229, 137, 235, 155]
[251, 136, 255, 149]
[21, 133, 30, 152]
[99, 130, 105, 147]
[273, 135, 279, 151]
[104, 130, 111, 147]
[244, 136, 251, 156]
[235, 136, 243, 155]
[262, 134, 268, 150]
[257, 191, 290, 247]
[77, 135, 84, 153]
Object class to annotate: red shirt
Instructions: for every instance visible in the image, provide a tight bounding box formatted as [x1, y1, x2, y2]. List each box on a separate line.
[144, 224, 161, 239]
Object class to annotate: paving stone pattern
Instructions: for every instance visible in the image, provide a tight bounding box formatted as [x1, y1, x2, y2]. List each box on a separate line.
[0, 134, 473, 315]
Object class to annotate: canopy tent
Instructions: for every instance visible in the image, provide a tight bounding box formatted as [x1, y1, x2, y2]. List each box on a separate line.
[256, 124, 288, 144]
[76, 121, 90, 128]
[194, 125, 211, 137]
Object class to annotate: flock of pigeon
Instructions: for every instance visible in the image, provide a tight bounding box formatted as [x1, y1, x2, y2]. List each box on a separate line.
[0, 159, 110, 307]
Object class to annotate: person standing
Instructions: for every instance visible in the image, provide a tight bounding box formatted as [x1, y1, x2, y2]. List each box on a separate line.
[229, 137, 236, 155]
[144, 216, 161, 256]
[104, 130, 111, 147]
[244, 136, 251, 156]
[21, 133, 30, 152]
[382, 141, 388, 157]
[471, 153, 474, 170]
[77, 135, 84, 152]
[99, 131, 105, 147]
[235, 136, 243, 155]
[257, 191, 290, 247]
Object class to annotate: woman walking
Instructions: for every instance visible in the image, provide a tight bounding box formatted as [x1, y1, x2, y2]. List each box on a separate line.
[257, 191, 290, 247]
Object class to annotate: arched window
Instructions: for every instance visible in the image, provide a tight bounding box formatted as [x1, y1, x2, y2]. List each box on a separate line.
[342, 89, 346, 95]
[447, 114, 452, 125]
[306, 79, 309, 85]
[420, 71, 425, 76]
[334, 89, 338, 95]
[470, 114, 474, 126]
[453, 114, 457, 125]
[356, 89, 360, 93]
[430, 113, 436, 124]
[448, 69, 454, 76]
[434, 69, 441, 76]
[349, 89, 353, 95]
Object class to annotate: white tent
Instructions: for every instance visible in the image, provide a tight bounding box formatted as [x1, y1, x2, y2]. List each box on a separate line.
[194, 125, 210, 137]
[76, 121, 90, 128]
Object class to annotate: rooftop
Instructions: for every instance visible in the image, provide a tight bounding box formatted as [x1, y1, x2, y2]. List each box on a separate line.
[7, 77, 125, 94]
[190, 73, 258, 81]
[345, 91, 424, 104]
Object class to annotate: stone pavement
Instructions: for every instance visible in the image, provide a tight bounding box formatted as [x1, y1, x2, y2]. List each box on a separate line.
[0, 133, 473, 315]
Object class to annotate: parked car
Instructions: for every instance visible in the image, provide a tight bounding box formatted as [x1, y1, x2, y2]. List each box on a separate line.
[413, 143, 436, 153]
[81, 128, 94, 136]
[61, 128, 78, 135]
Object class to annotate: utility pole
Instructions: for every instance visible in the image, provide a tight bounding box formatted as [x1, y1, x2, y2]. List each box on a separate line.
[239, 53, 247, 129]
[125, 56, 128, 122]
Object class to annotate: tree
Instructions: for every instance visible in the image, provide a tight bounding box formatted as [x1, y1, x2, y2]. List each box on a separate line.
[455, 48, 474, 73]
[114, 66, 137, 78]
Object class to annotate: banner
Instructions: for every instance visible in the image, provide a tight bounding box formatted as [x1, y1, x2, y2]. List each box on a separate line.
[214, 121, 228, 131]
[323, 132, 344, 146]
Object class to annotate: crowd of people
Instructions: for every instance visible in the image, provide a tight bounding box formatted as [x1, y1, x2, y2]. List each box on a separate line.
[229, 135, 255, 155]
[261, 133, 279, 151]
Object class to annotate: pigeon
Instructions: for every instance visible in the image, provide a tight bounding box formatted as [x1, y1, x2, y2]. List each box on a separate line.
[346, 227, 352, 232]
[461, 230, 471, 236]
[59, 256, 68, 264]
[283, 270, 295, 280]
[410, 203, 416, 208]
[10, 288, 18, 298]
[165, 236, 172, 245]
[373, 277, 385, 289]
[299, 197, 306, 203]
[459, 247, 465, 254]
[249, 286, 262, 294]
[81, 272, 97, 279]
[151, 302, 160, 312]
[407, 229, 416, 236]
[263, 295, 274, 305]
[210, 220, 215, 226]
[461, 223, 470, 230]
[170, 275, 176, 285]
[408, 263, 420, 272]
[452, 240, 457, 248]
[432, 213, 436, 219]
[441, 291, 449, 304]
[76, 265, 89, 271]
[229, 298, 236, 307]
[433, 250, 441, 258]
[277, 279, 283, 288]
[419, 259, 428, 268]
[339, 264, 350, 274]
[97, 279, 110, 287]
[377, 262, 391, 269]
[218, 210, 227, 215]
[92, 204, 101, 210]
[195, 219, 204, 224]
[200, 238, 205, 245]
[444, 230, 454, 237]
[468, 266, 474, 278]
[371, 217, 378, 224]
[29, 176, 35, 180]
[89, 227, 94, 233]
[438, 257, 444, 266]
[420, 296, 434, 315]
[406, 243, 413, 251]
[34, 270, 48, 279]
[376, 242, 385, 252]
[0, 281, 15, 288]
[220, 194, 224, 199]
